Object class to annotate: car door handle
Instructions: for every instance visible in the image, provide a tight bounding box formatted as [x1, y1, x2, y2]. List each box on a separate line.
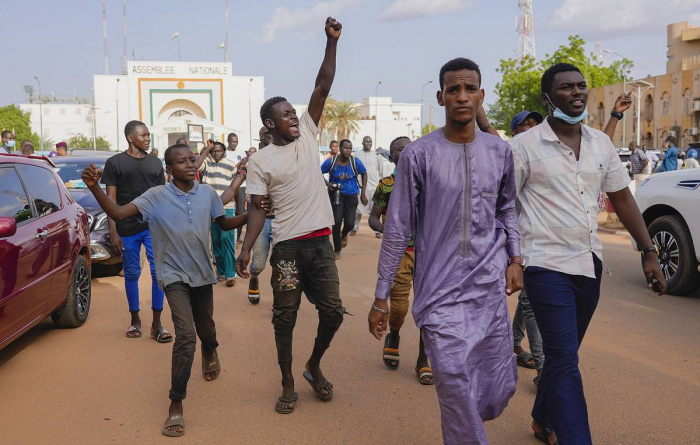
[36, 230, 49, 239]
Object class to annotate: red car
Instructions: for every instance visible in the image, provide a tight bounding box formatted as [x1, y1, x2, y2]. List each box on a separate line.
[0, 154, 92, 351]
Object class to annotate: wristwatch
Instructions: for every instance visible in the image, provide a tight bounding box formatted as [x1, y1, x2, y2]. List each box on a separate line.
[610, 110, 624, 120]
[641, 245, 659, 259]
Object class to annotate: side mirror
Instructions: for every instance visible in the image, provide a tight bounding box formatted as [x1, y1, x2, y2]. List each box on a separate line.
[0, 217, 17, 238]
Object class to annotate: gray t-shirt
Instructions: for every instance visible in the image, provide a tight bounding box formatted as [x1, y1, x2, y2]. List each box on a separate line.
[132, 182, 225, 289]
[246, 111, 334, 245]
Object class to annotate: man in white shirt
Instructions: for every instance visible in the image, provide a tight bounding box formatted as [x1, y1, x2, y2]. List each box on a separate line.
[511, 63, 666, 445]
[353, 136, 384, 238]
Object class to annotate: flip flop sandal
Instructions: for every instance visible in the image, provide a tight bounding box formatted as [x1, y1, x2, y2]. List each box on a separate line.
[383, 336, 400, 370]
[516, 350, 536, 369]
[150, 327, 173, 343]
[226, 278, 236, 287]
[416, 367, 435, 385]
[302, 370, 334, 401]
[248, 289, 260, 305]
[534, 428, 559, 445]
[161, 413, 185, 437]
[275, 392, 299, 414]
[125, 325, 142, 338]
[202, 352, 221, 381]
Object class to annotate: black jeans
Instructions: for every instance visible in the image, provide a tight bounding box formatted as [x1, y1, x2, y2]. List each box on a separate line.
[164, 282, 219, 401]
[329, 191, 359, 253]
[270, 236, 345, 364]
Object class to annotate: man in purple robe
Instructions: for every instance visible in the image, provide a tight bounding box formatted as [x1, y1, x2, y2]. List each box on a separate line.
[368, 58, 523, 445]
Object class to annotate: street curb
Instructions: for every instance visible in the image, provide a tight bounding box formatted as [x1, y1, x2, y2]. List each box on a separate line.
[599, 228, 630, 238]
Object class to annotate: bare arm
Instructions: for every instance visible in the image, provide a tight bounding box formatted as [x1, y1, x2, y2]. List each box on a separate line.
[82, 166, 139, 222]
[368, 204, 385, 233]
[106, 185, 119, 234]
[235, 195, 267, 278]
[196, 140, 215, 170]
[215, 213, 248, 232]
[476, 105, 500, 137]
[307, 18, 342, 126]
[603, 93, 632, 141]
[607, 187, 666, 294]
[220, 175, 244, 206]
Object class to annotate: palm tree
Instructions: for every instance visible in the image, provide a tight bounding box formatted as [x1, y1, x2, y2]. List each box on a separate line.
[318, 95, 338, 146]
[327, 100, 361, 141]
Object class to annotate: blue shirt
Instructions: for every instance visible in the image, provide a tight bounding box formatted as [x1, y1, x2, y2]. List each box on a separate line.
[321, 156, 367, 195]
[662, 145, 678, 172]
[132, 181, 226, 289]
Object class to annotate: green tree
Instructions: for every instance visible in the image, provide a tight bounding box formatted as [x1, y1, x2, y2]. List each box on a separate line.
[327, 100, 361, 140]
[318, 95, 338, 146]
[67, 133, 111, 150]
[487, 35, 633, 131]
[0, 105, 39, 150]
[422, 123, 439, 135]
[39, 136, 55, 152]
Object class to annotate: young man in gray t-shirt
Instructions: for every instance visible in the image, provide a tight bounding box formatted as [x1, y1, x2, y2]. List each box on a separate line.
[81, 144, 247, 438]
[237, 17, 345, 415]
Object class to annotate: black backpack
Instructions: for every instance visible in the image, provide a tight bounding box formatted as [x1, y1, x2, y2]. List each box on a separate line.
[329, 155, 361, 189]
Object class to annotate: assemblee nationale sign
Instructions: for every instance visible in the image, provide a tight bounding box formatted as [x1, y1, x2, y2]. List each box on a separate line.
[129, 62, 231, 77]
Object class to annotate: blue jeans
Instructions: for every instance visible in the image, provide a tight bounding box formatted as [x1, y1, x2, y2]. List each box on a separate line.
[250, 217, 273, 277]
[122, 229, 164, 312]
[525, 254, 602, 445]
[512, 287, 544, 369]
[211, 208, 237, 279]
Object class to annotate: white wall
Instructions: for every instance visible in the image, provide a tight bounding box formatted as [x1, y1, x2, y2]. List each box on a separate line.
[20, 103, 94, 147]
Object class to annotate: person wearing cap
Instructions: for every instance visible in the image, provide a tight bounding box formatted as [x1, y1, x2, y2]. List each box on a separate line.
[508, 110, 546, 387]
[55, 141, 68, 156]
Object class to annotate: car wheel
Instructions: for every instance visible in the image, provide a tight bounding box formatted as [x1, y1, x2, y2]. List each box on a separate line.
[648, 215, 700, 296]
[52, 255, 91, 328]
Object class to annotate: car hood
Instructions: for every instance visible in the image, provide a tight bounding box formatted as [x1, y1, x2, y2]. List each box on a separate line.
[68, 188, 102, 215]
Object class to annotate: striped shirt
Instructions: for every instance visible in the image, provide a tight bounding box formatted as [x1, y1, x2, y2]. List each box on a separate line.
[199, 156, 237, 208]
[510, 119, 630, 278]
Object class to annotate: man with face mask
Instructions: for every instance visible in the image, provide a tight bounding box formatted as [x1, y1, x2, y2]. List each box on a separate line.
[197, 140, 240, 287]
[510, 63, 667, 444]
[1, 130, 16, 153]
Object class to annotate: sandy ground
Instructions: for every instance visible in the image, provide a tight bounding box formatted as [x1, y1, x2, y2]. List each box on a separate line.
[1, 225, 699, 444]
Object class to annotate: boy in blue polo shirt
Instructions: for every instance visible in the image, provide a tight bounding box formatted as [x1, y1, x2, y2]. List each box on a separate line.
[321, 139, 368, 258]
[81, 143, 248, 438]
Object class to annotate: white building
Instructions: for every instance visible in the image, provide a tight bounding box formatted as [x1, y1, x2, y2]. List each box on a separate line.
[23, 61, 265, 152]
[21, 64, 421, 154]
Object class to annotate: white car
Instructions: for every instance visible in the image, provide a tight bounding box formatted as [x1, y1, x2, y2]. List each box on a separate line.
[634, 169, 700, 295]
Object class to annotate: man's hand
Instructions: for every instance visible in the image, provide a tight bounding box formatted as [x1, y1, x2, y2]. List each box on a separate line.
[613, 92, 632, 114]
[236, 249, 251, 279]
[368, 298, 389, 340]
[109, 230, 124, 257]
[325, 17, 342, 40]
[81, 164, 103, 188]
[505, 263, 523, 295]
[643, 254, 667, 295]
[261, 194, 273, 213]
[360, 193, 368, 206]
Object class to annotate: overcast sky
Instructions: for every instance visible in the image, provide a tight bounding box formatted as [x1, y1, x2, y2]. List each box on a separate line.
[1, 0, 698, 126]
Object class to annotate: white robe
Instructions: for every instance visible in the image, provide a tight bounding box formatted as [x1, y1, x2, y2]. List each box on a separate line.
[355, 149, 386, 215]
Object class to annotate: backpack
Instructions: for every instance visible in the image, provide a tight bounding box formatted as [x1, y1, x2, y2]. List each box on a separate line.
[329, 155, 361, 189]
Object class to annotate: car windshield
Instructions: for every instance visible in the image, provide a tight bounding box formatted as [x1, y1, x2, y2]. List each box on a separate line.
[54, 162, 105, 189]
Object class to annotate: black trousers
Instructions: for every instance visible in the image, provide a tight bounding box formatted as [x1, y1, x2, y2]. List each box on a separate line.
[329, 191, 359, 253]
[164, 282, 218, 401]
[270, 236, 345, 364]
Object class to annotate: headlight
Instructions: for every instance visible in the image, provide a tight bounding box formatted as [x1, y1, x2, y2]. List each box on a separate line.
[90, 243, 111, 261]
[94, 213, 109, 231]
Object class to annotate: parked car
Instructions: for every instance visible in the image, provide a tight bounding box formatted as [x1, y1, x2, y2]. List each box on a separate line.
[0, 154, 91, 351]
[52, 155, 123, 275]
[633, 169, 700, 295]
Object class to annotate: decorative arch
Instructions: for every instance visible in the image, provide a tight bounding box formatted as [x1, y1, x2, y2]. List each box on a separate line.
[157, 99, 206, 120]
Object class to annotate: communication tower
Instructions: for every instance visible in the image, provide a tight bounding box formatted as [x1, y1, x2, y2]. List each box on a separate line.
[516, 0, 536, 60]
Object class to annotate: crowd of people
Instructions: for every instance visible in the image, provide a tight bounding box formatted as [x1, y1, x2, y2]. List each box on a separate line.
[61, 16, 676, 445]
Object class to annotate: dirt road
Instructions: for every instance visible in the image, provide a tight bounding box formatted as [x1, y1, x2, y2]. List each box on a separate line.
[1, 229, 699, 444]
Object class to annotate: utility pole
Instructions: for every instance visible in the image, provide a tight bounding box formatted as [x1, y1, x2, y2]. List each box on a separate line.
[115, 79, 120, 151]
[224, 0, 229, 63]
[103, 0, 109, 74]
[34, 76, 44, 150]
[85, 105, 99, 151]
[122, 0, 127, 74]
[429, 104, 433, 133]
[248, 78, 253, 148]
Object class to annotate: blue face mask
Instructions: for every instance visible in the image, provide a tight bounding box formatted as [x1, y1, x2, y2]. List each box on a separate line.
[6, 140, 16, 148]
[545, 94, 588, 125]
